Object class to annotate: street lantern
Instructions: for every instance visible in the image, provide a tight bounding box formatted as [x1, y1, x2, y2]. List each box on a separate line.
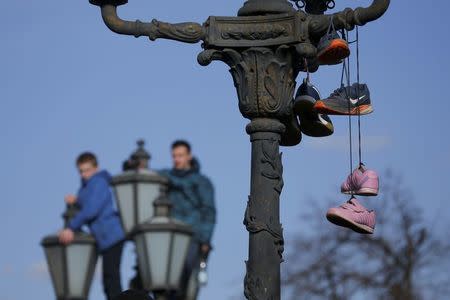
[111, 140, 168, 236]
[131, 188, 193, 296]
[41, 205, 97, 300]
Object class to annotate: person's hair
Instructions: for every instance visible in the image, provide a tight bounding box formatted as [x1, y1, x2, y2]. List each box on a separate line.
[171, 140, 191, 153]
[76, 152, 98, 167]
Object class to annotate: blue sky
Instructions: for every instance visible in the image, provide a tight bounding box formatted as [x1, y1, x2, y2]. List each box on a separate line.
[1, 1, 450, 299]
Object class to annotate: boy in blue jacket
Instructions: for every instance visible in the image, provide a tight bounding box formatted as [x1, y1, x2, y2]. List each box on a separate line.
[59, 152, 125, 300]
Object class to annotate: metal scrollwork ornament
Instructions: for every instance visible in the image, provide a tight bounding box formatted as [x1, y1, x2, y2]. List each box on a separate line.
[290, 0, 336, 14]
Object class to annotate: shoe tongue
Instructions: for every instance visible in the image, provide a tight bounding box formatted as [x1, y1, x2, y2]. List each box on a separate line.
[352, 165, 366, 180]
[346, 197, 366, 212]
[333, 86, 345, 96]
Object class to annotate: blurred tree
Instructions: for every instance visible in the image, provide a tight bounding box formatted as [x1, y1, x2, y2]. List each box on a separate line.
[282, 170, 450, 300]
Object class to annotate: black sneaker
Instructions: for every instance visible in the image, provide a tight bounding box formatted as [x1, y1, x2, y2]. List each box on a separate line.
[314, 83, 373, 116]
[280, 111, 302, 147]
[294, 79, 334, 137]
[317, 25, 350, 65]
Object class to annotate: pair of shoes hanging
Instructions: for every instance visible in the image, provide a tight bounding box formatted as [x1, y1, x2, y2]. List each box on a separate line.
[292, 57, 334, 138]
[326, 164, 379, 234]
[315, 17, 373, 116]
[280, 79, 336, 145]
[279, 86, 328, 146]
[287, 17, 353, 140]
[293, 78, 334, 137]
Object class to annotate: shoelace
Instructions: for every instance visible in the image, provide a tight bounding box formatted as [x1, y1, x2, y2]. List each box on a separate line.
[341, 199, 365, 213]
[343, 30, 354, 190]
[329, 89, 342, 97]
[356, 26, 363, 166]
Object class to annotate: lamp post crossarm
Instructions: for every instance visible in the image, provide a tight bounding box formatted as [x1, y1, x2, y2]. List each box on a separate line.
[308, 0, 390, 38]
[97, 0, 389, 47]
[100, 4, 206, 43]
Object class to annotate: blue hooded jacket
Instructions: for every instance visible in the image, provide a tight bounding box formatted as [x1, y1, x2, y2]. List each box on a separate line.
[159, 159, 216, 245]
[68, 170, 125, 252]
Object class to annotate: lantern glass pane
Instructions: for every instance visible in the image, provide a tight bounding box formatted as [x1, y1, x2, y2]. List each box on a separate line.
[146, 231, 171, 287]
[84, 246, 98, 298]
[168, 233, 191, 287]
[115, 183, 134, 234]
[137, 182, 158, 224]
[66, 244, 96, 298]
[44, 245, 65, 297]
[135, 234, 151, 288]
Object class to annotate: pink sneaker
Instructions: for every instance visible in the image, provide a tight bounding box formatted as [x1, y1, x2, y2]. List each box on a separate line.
[326, 197, 376, 234]
[341, 164, 379, 196]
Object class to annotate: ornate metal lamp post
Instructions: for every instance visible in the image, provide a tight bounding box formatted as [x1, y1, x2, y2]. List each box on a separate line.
[87, 0, 390, 298]
[41, 205, 97, 300]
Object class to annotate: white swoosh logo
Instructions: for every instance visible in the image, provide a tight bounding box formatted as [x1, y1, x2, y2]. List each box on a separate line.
[349, 95, 365, 105]
[318, 114, 329, 124]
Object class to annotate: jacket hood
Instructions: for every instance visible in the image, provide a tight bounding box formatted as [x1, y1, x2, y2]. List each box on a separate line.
[191, 157, 201, 173]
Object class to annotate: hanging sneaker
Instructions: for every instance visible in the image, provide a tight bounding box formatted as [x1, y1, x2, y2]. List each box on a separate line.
[293, 79, 334, 137]
[314, 83, 373, 115]
[317, 31, 350, 65]
[326, 197, 376, 234]
[280, 111, 302, 146]
[341, 164, 379, 196]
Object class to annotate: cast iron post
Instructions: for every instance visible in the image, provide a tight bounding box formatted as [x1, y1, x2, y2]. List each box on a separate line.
[244, 119, 286, 298]
[199, 44, 299, 298]
[88, 0, 390, 299]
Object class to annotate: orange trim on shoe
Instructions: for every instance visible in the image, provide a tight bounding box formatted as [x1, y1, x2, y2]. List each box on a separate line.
[318, 39, 350, 64]
[314, 101, 373, 116]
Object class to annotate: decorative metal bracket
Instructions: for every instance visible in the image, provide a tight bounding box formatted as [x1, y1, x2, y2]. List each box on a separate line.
[99, 4, 205, 43]
[290, 0, 335, 15]
[91, 0, 389, 47]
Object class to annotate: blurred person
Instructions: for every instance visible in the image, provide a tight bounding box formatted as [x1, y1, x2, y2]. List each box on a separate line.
[159, 140, 216, 300]
[59, 152, 125, 300]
